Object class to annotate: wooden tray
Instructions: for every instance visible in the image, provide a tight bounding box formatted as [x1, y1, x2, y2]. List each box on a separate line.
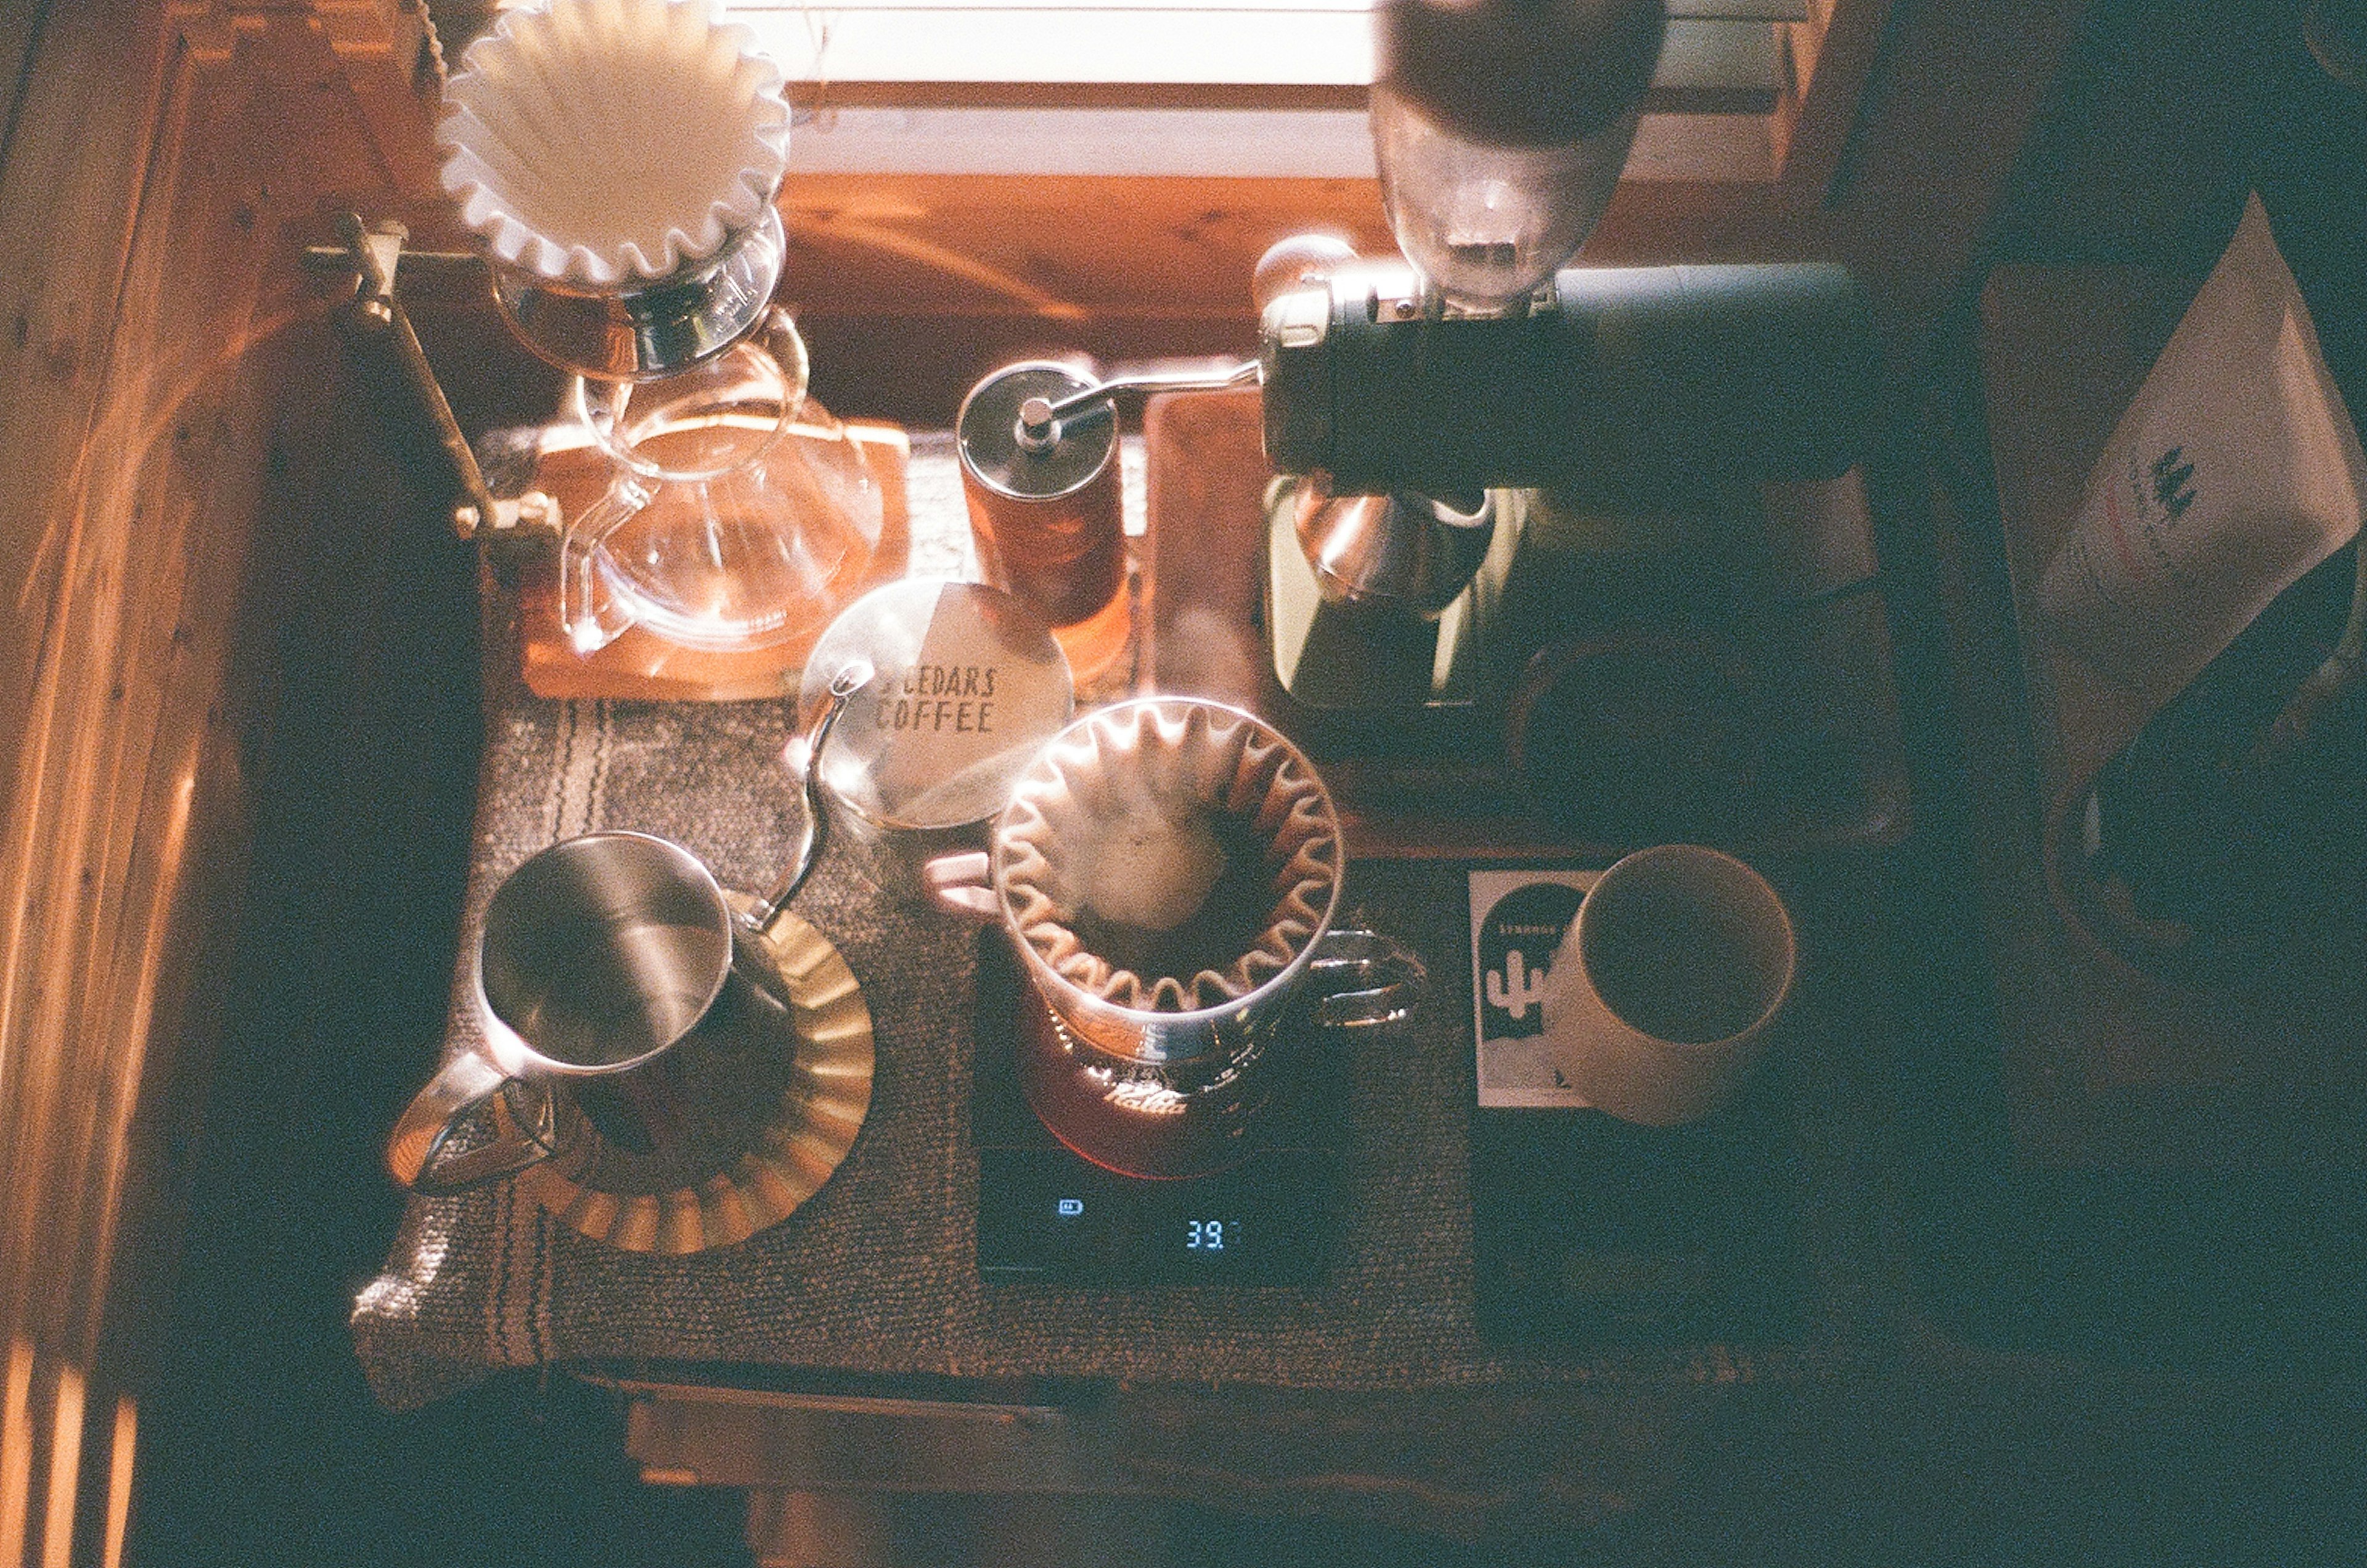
[1139, 388, 1913, 860]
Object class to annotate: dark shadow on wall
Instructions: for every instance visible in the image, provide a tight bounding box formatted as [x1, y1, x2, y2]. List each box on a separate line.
[126, 314, 753, 1568]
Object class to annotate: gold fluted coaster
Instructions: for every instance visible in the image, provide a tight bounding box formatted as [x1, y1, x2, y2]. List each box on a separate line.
[506, 905, 875, 1254]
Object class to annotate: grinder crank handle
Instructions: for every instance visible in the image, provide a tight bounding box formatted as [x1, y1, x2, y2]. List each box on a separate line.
[1014, 361, 1261, 452]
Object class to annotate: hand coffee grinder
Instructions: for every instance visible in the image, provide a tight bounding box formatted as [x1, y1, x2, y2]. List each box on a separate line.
[1256, 0, 1879, 728]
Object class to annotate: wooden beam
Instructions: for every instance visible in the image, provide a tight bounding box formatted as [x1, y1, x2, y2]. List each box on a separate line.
[0, 2, 465, 1561]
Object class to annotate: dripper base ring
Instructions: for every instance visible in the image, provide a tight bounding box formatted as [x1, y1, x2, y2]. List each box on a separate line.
[491, 208, 788, 382]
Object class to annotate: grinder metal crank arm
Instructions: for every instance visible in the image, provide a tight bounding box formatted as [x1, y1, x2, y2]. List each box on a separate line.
[1012, 361, 1261, 453]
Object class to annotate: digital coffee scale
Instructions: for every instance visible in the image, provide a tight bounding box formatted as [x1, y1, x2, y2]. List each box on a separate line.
[1466, 1094, 1805, 1345]
[971, 934, 1341, 1287]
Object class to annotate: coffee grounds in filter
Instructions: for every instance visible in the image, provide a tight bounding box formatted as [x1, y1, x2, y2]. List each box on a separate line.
[1065, 810, 1275, 996]
[997, 702, 1339, 1013]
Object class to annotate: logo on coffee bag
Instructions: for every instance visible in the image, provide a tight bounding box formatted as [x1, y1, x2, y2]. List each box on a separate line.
[2151, 445, 2196, 521]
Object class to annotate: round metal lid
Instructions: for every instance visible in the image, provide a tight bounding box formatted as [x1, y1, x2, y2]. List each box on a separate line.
[956, 362, 1117, 502]
[799, 580, 1074, 830]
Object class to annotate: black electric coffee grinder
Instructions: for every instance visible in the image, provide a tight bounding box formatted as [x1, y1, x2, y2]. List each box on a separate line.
[1243, 3, 1886, 841]
[1256, 246, 1880, 719]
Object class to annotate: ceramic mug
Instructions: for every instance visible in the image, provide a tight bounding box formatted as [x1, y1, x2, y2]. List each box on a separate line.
[1539, 844, 1796, 1127]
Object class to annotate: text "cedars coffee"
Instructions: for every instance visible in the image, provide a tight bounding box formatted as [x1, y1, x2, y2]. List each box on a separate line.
[880, 662, 999, 733]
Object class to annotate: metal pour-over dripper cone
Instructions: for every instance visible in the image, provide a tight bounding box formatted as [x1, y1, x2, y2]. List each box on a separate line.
[438, 0, 794, 378]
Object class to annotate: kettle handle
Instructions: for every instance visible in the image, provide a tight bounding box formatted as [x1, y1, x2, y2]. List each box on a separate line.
[385, 1052, 558, 1194]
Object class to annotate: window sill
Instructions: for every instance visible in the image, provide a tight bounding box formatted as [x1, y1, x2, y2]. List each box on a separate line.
[786, 104, 1773, 181]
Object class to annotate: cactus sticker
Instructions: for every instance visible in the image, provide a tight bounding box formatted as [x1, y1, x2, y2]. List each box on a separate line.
[1485, 949, 1551, 1024]
[1470, 868, 1600, 1108]
[1477, 882, 1583, 1038]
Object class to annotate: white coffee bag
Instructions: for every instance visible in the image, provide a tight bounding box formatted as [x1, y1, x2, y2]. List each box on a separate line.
[2037, 195, 2365, 712]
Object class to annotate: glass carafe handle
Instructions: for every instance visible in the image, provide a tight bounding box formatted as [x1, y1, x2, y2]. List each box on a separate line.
[559, 477, 647, 654]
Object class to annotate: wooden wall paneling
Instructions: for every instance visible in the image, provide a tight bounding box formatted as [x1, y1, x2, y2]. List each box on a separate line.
[1818, 1, 2095, 357]
[779, 175, 1391, 331]
[0, 1, 184, 1554]
[1582, 174, 1825, 261]
[0, 6, 179, 1548]
[1771, 0, 1895, 203]
[0, 0, 168, 844]
[0, 0, 49, 157]
[781, 173, 1394, 423]
[0, 2, 453, 1562]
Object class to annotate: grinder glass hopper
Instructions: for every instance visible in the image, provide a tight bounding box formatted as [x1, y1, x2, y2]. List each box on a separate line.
[1371, 0, 1666, 314]
[438, 0, 886, 655]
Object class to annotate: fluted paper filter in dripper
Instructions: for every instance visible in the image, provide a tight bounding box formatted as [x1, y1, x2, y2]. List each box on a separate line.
[437, 0, 792, 287]
[997, 703, 1340, 1013]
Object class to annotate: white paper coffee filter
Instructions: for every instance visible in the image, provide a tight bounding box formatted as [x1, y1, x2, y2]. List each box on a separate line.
[998, 702, 1339, 1012]
[438, 0, 792, 286]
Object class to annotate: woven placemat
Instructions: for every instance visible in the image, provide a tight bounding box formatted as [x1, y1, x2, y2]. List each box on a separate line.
[351, 436, 1883, 1411]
